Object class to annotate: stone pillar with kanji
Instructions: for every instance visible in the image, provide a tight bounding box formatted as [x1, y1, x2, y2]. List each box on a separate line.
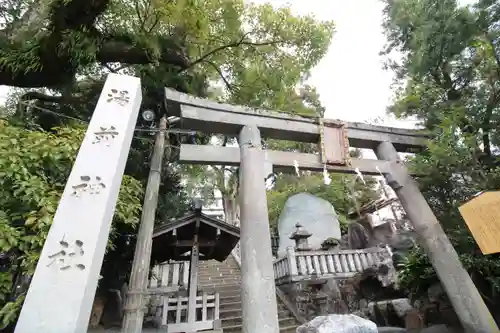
[15, 74, 142, 333]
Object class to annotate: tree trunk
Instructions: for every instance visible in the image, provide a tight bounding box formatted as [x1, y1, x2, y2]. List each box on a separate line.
[222, 194, 240, 226]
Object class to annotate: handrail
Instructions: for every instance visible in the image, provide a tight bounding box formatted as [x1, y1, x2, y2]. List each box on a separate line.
[273, 247, 391, 285]
[231, 241, 241, 267]
[149, 260, 189, 292]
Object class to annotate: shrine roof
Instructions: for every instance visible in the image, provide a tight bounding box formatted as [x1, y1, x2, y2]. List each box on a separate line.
[151, 209, 240, 263]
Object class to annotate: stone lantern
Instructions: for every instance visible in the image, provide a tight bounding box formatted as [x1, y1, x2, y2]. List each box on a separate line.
[290, 223, 312, 251]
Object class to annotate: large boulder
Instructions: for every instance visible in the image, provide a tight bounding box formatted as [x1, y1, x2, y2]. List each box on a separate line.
[277, 193, 341, 257]
[296, 314, 377, 333]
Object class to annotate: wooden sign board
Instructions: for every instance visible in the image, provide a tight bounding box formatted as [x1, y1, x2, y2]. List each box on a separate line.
[321, 120, 350, 165]
[458, 191, 500, 255]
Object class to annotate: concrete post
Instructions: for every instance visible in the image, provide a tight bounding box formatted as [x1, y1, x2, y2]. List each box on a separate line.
[375, 141, 498, 333]
[15, 74, 142, 333]
[121, 116, 168, 332]
[238, 125, 280, 333]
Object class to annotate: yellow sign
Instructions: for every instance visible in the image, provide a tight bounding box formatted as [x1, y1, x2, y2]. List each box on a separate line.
[459, 191, 500, 255]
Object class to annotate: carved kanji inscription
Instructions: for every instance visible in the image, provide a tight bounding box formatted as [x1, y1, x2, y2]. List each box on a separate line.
[71, 176, 106, 197]
[106, 89, 130, 106]
[92, 126, 119, 146]
[47, 236, 86, 271]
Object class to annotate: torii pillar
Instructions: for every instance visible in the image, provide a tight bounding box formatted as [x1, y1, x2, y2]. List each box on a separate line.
[238, 125, 280, 333]
[375, 141, 498, 333]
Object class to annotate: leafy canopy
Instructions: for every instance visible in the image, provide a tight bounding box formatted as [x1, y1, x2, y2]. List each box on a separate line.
[381, 0, 500, 310]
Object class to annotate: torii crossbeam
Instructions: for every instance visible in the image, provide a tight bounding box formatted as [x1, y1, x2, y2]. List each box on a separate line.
[164, 88, 426, 176]
[164, 88, 497, 333]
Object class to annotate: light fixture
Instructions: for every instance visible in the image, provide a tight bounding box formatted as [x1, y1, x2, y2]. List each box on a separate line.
[141, 109, 155, 122]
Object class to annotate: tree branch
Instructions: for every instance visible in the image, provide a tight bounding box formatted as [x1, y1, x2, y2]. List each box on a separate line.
[180, 35, 286, 72]
[222, 135, 229, 147]
[0, 33, 189, 87]
[205, 60, 232, 90]
[96, 36, 189, 67]
[481, 92, 500, 158]
[16, 91, 64, 118]
[485, 34, 500, 77]
[0, 2, 283, 88]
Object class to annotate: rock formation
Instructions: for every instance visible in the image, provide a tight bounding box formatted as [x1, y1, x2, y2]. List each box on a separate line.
[277, 193, 341, 257]
[347, 222, 370, 249]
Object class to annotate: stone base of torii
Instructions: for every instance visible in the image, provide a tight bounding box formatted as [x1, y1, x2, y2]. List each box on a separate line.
[13, 74, 498, 333]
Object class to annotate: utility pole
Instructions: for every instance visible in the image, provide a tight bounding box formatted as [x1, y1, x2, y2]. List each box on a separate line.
[122, 115, 168, 333]
[375, 141, 498, 333]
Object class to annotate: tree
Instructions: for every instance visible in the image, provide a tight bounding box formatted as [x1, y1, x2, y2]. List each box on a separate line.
[176, 3, 334, 226]
[381, 0, 500, 320]
[0, 0, 333, 92]
[0, 120, 144, 328]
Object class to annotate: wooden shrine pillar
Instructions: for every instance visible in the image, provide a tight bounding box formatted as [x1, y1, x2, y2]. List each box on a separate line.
[187, 221, 200, 325]
[238, 125, 280, 333]
[122, 116, 168, 333]
[375, 141, 498, 333]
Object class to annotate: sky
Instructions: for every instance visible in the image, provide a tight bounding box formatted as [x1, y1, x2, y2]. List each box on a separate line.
[249, 0, 415, 128]
[249, 0, 475, 127]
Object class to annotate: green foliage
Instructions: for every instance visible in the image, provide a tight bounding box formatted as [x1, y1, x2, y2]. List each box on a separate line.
[1, 0, 334, 89]
[179, 3, 334, 213]
[0, 120, 143, 328]
[321, 237, 340, 249]
[397, 246, 437, 299]
[382, 0, 500, 306]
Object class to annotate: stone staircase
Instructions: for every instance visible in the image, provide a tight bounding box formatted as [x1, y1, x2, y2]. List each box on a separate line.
[197, 256, 300, 333]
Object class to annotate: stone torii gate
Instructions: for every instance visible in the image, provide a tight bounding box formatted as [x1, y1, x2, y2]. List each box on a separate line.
[163, 88, 498, 333]
[13, 74, 497, 333]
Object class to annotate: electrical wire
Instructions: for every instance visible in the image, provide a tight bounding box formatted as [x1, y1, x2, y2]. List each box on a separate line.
[13, 101, 196, 136]
[0, 102, 198, 151]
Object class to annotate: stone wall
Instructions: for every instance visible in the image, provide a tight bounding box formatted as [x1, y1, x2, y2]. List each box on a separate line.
[279, 270, 464, 330]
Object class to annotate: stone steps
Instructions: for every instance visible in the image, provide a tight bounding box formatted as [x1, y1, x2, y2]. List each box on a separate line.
[219, 309, 292, 324]
[198, 276, 241, 285]
[222, 318, 298, 333]
[197, 257, 301, 333]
